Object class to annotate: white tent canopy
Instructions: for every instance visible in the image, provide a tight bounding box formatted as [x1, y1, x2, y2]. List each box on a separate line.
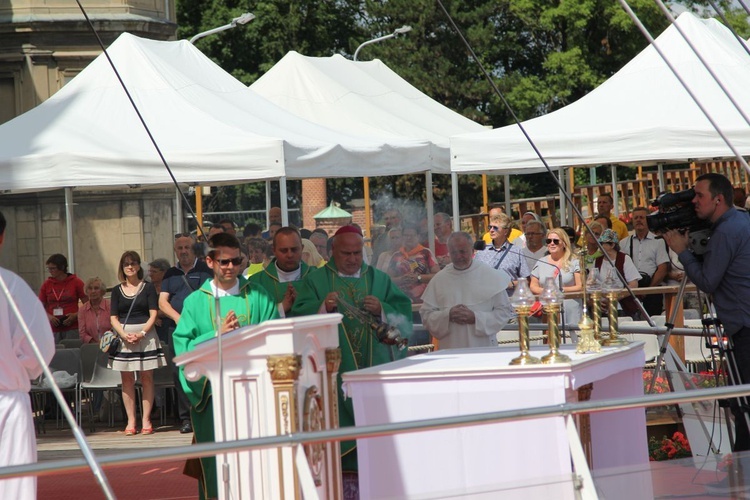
[0, 33, 434, 192]
[250, 51, 486, 174]
[451, 12, 750, 175]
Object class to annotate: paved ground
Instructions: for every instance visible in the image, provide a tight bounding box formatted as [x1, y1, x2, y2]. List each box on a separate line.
[36, 422, 198, 499]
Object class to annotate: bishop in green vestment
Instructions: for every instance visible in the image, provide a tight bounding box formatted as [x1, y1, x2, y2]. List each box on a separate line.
[173, 233, 278, 500]
[293, 226, 413, 473]
[248, 227, 312, 317]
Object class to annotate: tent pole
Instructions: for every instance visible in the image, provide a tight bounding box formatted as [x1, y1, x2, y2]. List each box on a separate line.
[451, 173, 460, 232]
[568, 167, 576, 226]
[503, 174, 511, 215]
[481, 174, 489, 215]
[611, 165, 620, 217]
[64, 187, 76, 273]
[657, 163, 665, 193]
[426, 171, 435, 256]
[279, 177, 289, 226]
[174, 187, 183, 233]
[265, 181, 272, 228]
[558, 167, 567, 225]
[589, 166, 597, 186]
[364, 177, 372, 243]
[195, 186, 204, 234]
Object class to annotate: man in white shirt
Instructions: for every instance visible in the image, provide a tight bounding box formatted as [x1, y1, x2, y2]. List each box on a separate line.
[521, 220, 548, 271]
[620, 207, 670, 316]
[0, 210, 55, 500]
[421, 232, 513, 349]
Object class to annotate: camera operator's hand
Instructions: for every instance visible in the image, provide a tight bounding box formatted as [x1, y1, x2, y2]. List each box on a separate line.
[663, 229, 689, 254]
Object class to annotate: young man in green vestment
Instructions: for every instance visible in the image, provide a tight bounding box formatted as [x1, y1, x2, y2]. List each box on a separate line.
[292, 225, 413, 495]
[172, 233, 278, 500]
[248, 227, 312, 317]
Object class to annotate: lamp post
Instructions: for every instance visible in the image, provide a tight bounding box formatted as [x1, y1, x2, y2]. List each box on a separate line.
[189, 13, 256, 44]
[188, 12, 255, 232]
[354, 25, 412, 243]
[353, 25, 413, 61]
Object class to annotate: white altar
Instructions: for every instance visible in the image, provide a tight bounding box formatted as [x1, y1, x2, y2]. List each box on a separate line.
[175, 314, 343, 500]
[342, 343, 649, 499]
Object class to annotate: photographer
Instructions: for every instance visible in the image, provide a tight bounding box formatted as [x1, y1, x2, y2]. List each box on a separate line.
[663, 173, 750, 452]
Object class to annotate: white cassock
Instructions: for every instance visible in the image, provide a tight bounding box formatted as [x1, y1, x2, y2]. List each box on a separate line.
[420, 261, 514, 349]
[0, 268, 55, 500]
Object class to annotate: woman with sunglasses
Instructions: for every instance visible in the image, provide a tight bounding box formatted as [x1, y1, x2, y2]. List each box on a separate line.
[529, 228, 583, 325]
[109, 250, 166, 436]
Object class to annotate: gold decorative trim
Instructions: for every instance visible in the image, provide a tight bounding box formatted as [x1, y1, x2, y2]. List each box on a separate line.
[268, 354, 302, 382]
[325, 348, 341, 374]
[303, 386, 325, 486]
[576, 383, 594, 468]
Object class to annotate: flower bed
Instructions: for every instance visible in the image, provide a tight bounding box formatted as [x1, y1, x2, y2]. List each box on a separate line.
[649, 431, 691, 461]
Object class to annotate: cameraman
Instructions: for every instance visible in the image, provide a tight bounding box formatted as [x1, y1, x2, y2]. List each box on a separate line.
[663, 173, 750, 451]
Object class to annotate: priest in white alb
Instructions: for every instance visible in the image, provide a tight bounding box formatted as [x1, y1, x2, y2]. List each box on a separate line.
[420, 232, 514, 349]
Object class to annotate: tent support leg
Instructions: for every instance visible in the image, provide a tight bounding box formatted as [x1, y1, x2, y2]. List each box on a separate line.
[64, 187, 76, 273]
[451, 173, 460, 232]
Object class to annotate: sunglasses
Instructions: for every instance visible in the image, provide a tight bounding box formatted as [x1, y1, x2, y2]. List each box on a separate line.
[489, 225, 505, 231]
[545, 238, 562, 245]
[215, 257, 243, 267]
[174, 232, 192, 239]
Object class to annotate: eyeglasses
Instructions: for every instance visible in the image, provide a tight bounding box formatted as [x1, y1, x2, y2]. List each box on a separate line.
[525, 232, 543, 236]
[489, 225, 505, 231]
[215, 257, 243, 267]
[123, 261, 139, 268]
[46, 266, 58, 271]
[545, 238, 561, 245]
[601, 241, 615, 246]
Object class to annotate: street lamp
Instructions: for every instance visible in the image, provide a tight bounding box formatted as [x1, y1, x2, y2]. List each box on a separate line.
[353, 25, 412, 61]
[354, 25, 412, 242]
[189, 12, 256, 44]
[188, 12, 255, 234]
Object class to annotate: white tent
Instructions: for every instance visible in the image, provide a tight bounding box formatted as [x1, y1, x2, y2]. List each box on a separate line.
[451, 12, 750, 175]
[250, 51, 487, 174]
[0, 33, 434, 192]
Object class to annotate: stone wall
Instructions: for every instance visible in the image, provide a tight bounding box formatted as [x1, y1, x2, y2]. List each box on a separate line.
[0, 189, 175, 292]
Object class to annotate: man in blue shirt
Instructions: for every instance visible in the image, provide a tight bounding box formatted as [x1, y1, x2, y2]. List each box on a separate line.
[158, 233, 213, 434]
[664, 173, 750, 453]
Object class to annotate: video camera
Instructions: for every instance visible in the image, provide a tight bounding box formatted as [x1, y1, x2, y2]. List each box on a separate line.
[647, 188, 711, 255]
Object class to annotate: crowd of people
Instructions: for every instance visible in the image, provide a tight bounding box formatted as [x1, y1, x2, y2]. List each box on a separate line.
[6, 173, 750, 498]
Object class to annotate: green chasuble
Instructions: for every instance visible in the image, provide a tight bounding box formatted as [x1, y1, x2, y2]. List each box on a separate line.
[292, 261, 413, 472]
[248, 259, 312, 316]
[173, 276, 279, 500]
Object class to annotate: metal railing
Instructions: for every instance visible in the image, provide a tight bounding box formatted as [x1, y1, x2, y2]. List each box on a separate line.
[2, 384, 749, 481]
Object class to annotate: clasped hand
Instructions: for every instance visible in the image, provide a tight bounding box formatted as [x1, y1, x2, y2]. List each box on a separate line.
[449, 304, 475, 324]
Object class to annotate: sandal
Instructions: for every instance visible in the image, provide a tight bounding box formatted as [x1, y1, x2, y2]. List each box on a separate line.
[141, 427, 154, 435]
[124, 427, 138, 436]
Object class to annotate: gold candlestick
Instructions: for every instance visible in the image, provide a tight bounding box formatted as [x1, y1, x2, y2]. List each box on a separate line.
[576, 248, 601, 354]
[510, 304, 541, 365]
[541, 302, 571, 363]
[509, 280, 540, 365]
[591, 290, 602, 341]
[601, 290, 628, 346]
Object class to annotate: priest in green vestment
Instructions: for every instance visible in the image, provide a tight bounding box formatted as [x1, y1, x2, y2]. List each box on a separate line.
[173, 233, 278, 500]
[293, 225, 413, 476]
[249, 227, 312, 317]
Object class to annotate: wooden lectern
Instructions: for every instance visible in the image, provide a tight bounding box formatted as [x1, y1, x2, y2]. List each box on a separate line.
[174, 314, 343, 500]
